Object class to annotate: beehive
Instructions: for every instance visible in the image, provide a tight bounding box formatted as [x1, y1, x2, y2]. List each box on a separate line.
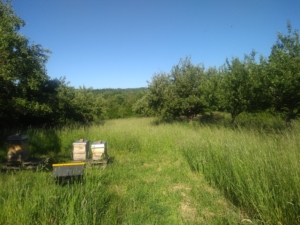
[72, 139, 89, 161]
[7, 134, 29, 162]
[91, 141, 107, 160]
[53, 162, 85, 177]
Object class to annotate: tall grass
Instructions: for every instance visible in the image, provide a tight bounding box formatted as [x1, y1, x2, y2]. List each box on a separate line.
[0, 115, 299, 224]
[0, 118, 241, 224]
[183, 115, 300, 224]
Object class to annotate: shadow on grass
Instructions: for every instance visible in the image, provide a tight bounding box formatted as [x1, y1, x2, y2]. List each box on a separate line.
[28, 129, 69, 170]
[0, 127, 62, 163]
[199, 113, 225, 125]
[150, 117, 187, 126]
[151, 112, 291, 134]
[107, 156, 114, 164]
[54, 175, 84, 186]
[150, 113, 226, 126]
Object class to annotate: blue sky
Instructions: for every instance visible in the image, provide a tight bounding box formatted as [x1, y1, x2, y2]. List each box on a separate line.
[12, 0, 300, 89]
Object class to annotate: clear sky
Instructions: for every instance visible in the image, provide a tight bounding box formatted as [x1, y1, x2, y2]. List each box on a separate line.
[11, 0, 300, 89]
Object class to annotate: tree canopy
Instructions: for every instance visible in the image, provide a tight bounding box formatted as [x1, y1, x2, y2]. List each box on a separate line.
[268, 21, 300, 124]
[142, 21, 300, 124]
[0, 1, 106, 128]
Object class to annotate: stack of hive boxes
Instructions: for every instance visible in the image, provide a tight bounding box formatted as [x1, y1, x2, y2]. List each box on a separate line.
[91, 141, 107, 160]
[72, 139, 89, 161]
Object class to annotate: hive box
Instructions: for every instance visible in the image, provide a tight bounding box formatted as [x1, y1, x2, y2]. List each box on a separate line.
[7, 134, 29, 162]
[52, 162, 85, 178]
[72, 139, 89, 161]
[91, 141, 107, 160]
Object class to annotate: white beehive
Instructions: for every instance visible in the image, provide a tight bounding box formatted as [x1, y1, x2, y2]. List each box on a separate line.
[91, 141, 107, 161]
[73, 139, 89, 161]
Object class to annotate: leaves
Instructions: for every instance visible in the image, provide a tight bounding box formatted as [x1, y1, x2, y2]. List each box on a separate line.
[268, 21, 300, 123]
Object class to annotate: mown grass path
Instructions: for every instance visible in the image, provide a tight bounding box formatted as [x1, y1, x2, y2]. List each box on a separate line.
[84, 118, 243, 224]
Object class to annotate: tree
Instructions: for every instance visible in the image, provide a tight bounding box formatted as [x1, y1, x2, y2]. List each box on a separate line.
[168, 57, 207, 119]
[146, 57, 208, 119]
[0, 0, 51, 127]
[71, 86, 106, 123]
[147, 71, 172, 117]
[200, 67, 222, 113]
[246, 55, 272, 113]
[268, 21, 300, 124]
[132, 94, 154, 117]
[54, 77, 76, 125]
[220, 51, 259, 123]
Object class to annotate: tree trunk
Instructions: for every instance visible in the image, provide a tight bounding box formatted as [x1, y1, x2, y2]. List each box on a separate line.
[285, 107, 295, 127]
[231, 114, 236, 124]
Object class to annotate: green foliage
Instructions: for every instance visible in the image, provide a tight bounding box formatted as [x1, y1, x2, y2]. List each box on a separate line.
[0, 2, 108, 128]
[55, 77, 76, 125]
[247, 55, 272, 112]
[142, 21, 300, 125]
[200, 67, 222, 113]
[147, 72, 171, 117]
[168, 57, 207, 118]
[146, 57, 209, 119]
[132, 94, 155, 117]
[0, 0, 51, 127]
[268, 20, 300, 124]
[220, 51, 260, 123]
[72, 86, 106, 123]
[94, 88, 147, 119]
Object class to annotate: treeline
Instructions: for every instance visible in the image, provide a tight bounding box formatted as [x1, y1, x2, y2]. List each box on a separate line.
[0, 1, 145, 129]
[1, 1, 299, 129]
[0, 0, 105, 127]
[134, 21, 300, 125]
[93, 88, 146, 119]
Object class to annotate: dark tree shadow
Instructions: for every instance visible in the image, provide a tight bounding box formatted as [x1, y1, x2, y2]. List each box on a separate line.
[150, 112, 291, 134]
[199, 113, 225, 125]
[29, 129, 61, 157]
[150, 117, 187, 126]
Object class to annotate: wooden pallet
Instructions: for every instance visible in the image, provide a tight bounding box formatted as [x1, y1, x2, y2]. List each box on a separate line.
[1, 158, 48, 171]
[1, 161, 22, 171]
[22, 158, 48, 170]
[83, 157, 110, 168]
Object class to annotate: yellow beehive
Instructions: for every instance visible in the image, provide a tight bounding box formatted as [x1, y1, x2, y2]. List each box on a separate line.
[7, 134, 29, 162]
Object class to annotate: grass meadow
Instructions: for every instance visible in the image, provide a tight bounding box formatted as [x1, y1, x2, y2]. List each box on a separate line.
[0, 114, 299, 224]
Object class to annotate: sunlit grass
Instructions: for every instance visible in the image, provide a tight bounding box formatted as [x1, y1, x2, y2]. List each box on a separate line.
[183, 117, 300, 224]
[0, 118, 241, 224]
[0, 116, 299, 224]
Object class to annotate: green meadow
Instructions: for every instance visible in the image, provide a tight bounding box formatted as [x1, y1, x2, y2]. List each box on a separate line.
[0, 116, 299, 224]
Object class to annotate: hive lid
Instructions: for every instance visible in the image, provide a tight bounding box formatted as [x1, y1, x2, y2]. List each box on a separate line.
[73, 139, 89, 144]
[7, 134, 28, 141]
[91, 141, 106, 147]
